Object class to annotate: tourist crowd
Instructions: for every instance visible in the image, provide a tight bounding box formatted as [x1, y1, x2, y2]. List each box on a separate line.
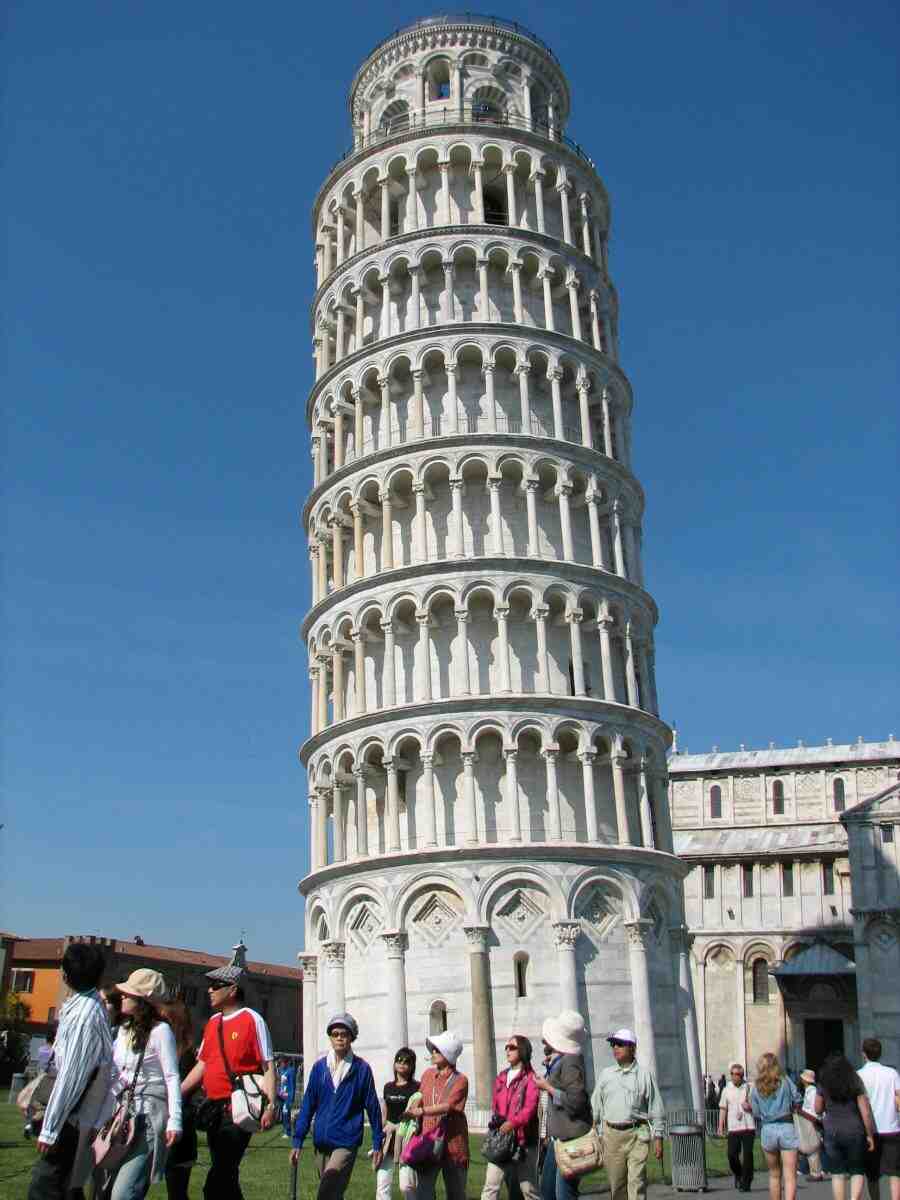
[20, 940, 900, 1200]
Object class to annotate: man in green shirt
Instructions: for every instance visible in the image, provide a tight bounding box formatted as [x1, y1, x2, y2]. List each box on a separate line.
[591, 1029, 665, 1200]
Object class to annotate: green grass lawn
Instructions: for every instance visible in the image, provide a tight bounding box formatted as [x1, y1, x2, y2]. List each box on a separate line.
[0, 1102, 764, 1200]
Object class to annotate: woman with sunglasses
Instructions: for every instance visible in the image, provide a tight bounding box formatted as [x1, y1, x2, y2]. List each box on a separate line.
[482, 1035, 541, 1200]
[376, 1047, 420, 1200]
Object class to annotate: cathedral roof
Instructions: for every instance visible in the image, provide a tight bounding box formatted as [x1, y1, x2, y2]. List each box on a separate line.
[669, 738, 899, 774]
[674, 823, 847, 859]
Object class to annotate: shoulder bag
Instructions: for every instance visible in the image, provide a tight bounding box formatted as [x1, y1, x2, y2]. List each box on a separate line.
[93, 1037, 148, 1170]
[483, 1073, 529, 1165]
[16, 1052, 56, 1112]
[555, 1127, 604, 1179]
[400, 1071, 457, 1167]
[216, 1013, 269, 1134]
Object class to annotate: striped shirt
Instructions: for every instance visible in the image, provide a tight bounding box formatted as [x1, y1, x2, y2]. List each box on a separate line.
[40, 988, 113, 1146]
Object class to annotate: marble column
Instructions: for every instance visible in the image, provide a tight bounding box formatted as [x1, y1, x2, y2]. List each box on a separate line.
[504, 748, 521, 842]
[612, 751, 633, 845]
[416, 611, 432, 701]
[385, 758, 401, 851]
[381, 619, 396, 707]
[462, 750, 478, 843]
[455, 609, 471, 695]
[669, 926, 705, 1112]
[464, 926, 496, 1108]
[380, 931, 409, 1049]
[579, 752, 598, 841]
[352, 629, 367, 714]
[544, 749, 562, 839]
[524, 480, 540, 555]
[298, 954, 319, 1069]
[495, 605, 512, 693]
[421, 753, 437, 847]
[354, 766, 369, 858]
[450, 478, 464, 557]
[553, 921, 582, 1011]
[316, 788, 328, 868]
[625, 921, 658, 1078]
[321, 940, 346, 1014]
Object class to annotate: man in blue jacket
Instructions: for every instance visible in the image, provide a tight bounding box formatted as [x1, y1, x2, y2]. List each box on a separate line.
[289, 1012, 384, 1200]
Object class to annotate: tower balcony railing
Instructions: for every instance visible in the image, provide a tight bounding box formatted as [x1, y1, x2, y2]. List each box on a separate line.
[329, 107, 594, 176]
[364, 14, 558, 62]
[341, 412, 585, 466]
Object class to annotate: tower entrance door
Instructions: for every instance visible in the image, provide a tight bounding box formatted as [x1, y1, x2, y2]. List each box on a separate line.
[804, 1019, 844, 1070]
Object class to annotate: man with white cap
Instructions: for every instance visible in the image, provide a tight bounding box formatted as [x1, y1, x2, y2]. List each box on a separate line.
[534, 1010, 593, 1200]
[591, 1028, 664, 1200]
[290, 1012, 384, 1200]
[181, 963, 276, 1200]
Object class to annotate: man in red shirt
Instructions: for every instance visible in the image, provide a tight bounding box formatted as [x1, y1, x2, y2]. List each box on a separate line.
[182, 965, 276, 1199]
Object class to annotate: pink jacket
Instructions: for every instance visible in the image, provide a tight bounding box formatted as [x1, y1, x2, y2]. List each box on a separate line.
[491, 1067, 540, 1145]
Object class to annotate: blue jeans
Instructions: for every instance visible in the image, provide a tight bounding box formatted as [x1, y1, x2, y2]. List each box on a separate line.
[541, 1141, 580, 1200]
[109, 1121, 154, 1200]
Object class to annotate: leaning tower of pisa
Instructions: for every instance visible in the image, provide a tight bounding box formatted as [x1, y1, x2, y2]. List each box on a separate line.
[298, 14, 703, 1112]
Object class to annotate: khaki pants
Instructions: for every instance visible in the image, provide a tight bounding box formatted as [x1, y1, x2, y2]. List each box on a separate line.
[415, 1163, 468, 1200]
[315, 1147, 358, 1200]
[604, 1125, 650, 1200]
[482, 1146, 540, 1200]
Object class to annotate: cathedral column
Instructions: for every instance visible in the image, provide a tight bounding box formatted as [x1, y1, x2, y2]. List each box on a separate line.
[477, 257, 489, 320]
[483, 363, 497, 431]
[354, 290, 365, 349]
[568, 277, 583, 341]
[611, 497, 627, 577]
[332, 781, 345, 862]
[549, 368, 564, 438]
[381, 619, 396, 707]
[625, 921, 659, 1079]
[385, 758, 401, 851]
[335, 308, 346, 363]
[495, 605, 512, 693]
[587, 492, 602, 566]
[488, 476, 503, 552]
[442, 260, 455, 323]
[298, 955, 319, 1070]
[598, 614, 616, 702]
[331, 643, 345, 721]
[557, 483, 574, 560]
[579, 751, 598, 841]
[321, 940, 346, 1013]
[577, 381, 593, 448]
[446, 363, 459, 433]
[589, 291, 602, 350]
[421, 753, 437, 847]
[412, 368, 425, 437]
[380, 178, 390, 241]
[517, 364, 532, 430]
[379, 375, 392, 448]
[380, 490, 394, 569]
[558, 182, 573, 244]
[509, 262, 524, 324]
[308, 794, 321, 868]
[462, 751, 478, 843]
[553, 921, 582, 1011]
[354, 190, 364, 250]
[464, 926, 496, 1108]
[531, 171, 546, 234]
[455, 609, 471, 695]
[416, 611, 433, 701]
[544, 749, 562, 839]
[331, 520, 344, 590]
[409, 266, 421, 331]
[624, 621, 640, 707]
[352, 388, 365, 455]
[317, 657, 329, 730]
[540, 270, 554, 331]
[736, 955, 748, 1072]
[380, 932, 409, 1049]
[316, 787, 328, 866]
[638, 754, 655, 848]
[504, 748, 521, 842]
[439, 161, 451, 226]
[579, 194, 592, 257]
[353, 766, 368, 858]
[612, 749, 633, 845]
[352, 629, 366, 714]
[450, 477, 464, 557]
[524, 479, 540, 555]
[504, 164, 518, 226]
[567, 610, 586, 695]
[413, 484, 428, 562]
[534, 604, 550, 691]
[472, 161, 485, 224]
[406, 169, 418, 231]
[668, 925, 705, 1112]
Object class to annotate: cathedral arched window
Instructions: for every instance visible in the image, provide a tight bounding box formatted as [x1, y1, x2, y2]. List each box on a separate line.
[752, 958, 770, 1003]
[514, 953, 529, 998]
[710, 784, 722, 819]
[833, 778, 845, 812]
[772, 779, 785, 815]
[429, 1000, 448, 1035]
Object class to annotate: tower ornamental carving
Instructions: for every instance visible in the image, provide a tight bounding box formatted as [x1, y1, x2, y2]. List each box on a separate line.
[298, 14, 702, 1113]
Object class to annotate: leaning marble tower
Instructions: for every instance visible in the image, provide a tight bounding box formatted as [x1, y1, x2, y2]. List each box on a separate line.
[298, 14, 702, 1114]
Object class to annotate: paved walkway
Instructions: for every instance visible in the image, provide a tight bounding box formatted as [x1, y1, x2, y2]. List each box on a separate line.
[585, 1172, 841, 1197]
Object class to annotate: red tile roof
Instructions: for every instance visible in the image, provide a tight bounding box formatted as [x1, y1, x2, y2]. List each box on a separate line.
[11, 937, 301, 981]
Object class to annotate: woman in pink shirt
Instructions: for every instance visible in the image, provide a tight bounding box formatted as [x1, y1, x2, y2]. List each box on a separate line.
[482, 1035, 541, 1200]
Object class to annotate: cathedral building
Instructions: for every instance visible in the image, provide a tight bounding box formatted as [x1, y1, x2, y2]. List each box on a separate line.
[669, 736, 900, 1075]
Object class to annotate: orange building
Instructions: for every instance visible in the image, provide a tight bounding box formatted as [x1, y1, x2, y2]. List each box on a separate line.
[8, 934, 302, 1052]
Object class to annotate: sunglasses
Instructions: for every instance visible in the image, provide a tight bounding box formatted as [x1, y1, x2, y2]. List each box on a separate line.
[609, 1040, 631, 1048]
[329, 1029, 351, 1038]
[505, 1044, 519, 1052]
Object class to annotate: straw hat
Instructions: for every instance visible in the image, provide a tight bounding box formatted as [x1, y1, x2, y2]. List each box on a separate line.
[541, 1010, 586, 1056]
[117, 968, 167, 1004]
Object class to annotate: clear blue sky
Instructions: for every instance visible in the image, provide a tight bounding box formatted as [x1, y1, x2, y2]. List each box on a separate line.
[4, 1, 898, 965]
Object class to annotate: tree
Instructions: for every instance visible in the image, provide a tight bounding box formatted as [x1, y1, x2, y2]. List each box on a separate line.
[0, 990, 33, 1083]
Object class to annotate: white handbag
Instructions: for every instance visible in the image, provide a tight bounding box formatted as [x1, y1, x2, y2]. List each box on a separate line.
[216, 1016, 268, 1134]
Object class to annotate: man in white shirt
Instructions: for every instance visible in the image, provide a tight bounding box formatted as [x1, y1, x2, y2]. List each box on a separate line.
[718, 1064, 756, 1192]
[858, 1038, 900, 1200]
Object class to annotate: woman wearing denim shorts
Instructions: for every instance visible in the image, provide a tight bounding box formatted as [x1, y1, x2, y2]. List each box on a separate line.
[748, 1054, 802, 1200]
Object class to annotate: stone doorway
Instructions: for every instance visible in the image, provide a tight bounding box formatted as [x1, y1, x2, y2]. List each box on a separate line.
[804, 1018, 844, 1070]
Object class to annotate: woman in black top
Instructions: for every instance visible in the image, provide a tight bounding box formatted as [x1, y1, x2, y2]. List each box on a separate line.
[377, 1048, 420, 1200]
[159, 999, 198, 1200]
[813, 1055, 876, 1200]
